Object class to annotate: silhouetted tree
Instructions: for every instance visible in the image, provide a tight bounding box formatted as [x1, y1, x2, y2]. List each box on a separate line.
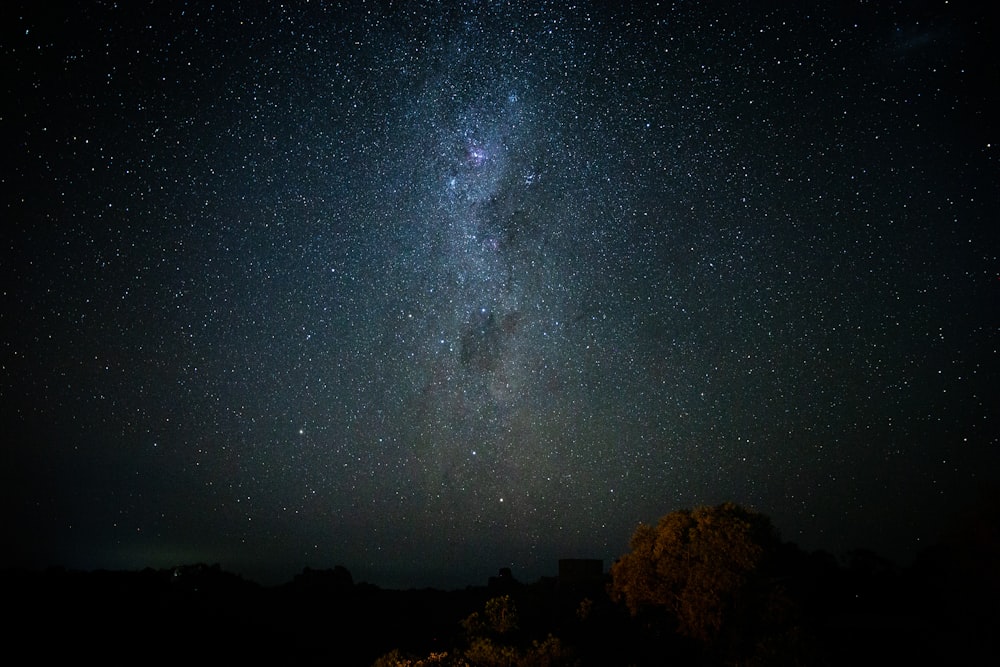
[485, 594, 520, 635]
[609, 502, 784, 653]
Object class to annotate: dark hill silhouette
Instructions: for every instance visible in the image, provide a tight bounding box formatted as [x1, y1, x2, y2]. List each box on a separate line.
[5, 500, 995, 666]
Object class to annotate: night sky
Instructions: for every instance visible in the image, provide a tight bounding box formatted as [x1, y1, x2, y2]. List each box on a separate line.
[3, 1, 997, 590]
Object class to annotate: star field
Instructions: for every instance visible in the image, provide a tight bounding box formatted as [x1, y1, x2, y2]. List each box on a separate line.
[3, 0, 997, 589]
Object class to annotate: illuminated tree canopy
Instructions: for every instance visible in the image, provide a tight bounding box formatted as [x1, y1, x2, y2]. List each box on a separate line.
[609, 502, 780, 643]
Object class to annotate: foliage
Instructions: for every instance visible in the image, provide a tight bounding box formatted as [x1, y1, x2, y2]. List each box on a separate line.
[608, 502, 780, 644]
[371, 649, 455, 667]
[519, 635, 577, 667]
[462, 595, 519, 638]
[461, 611, 487, 638]
[464, 637, 520, 667]
[485, 595, 519, 635]
[575, 597, 593, 622]
[462, 634, 576, 667]
[378, 595, 576, 667]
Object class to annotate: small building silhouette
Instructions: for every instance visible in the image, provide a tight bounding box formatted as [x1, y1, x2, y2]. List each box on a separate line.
[488, 567, 519, 591]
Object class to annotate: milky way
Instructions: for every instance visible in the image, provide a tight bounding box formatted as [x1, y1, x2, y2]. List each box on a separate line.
[4, 0, 997, 588]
